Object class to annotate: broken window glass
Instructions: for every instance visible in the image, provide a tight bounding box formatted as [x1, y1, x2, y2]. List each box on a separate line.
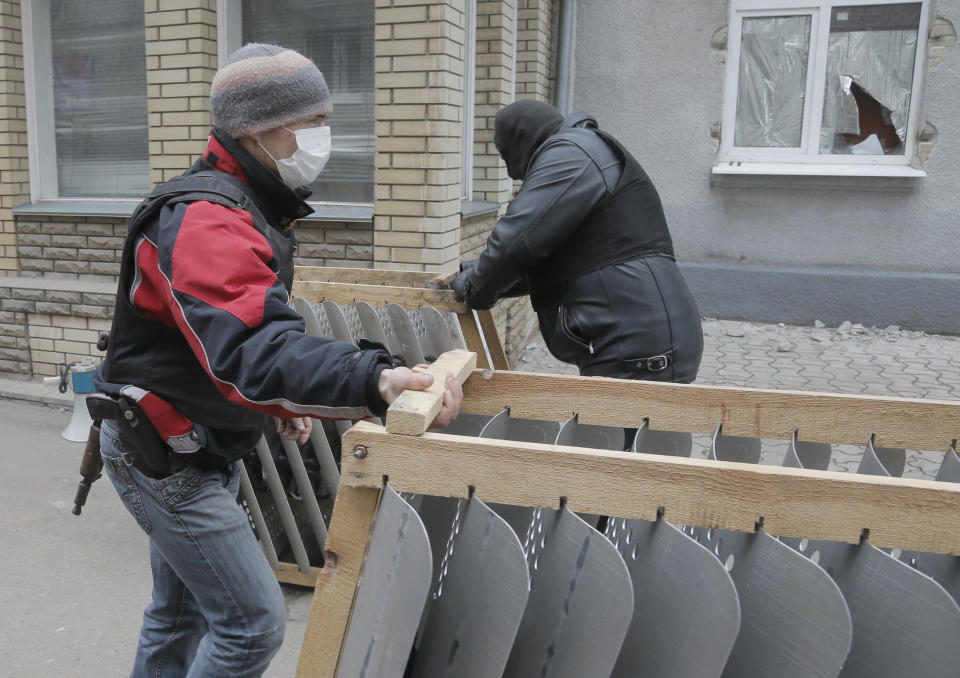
[820, 3, 921, 155]
[734, 15, 812, 148]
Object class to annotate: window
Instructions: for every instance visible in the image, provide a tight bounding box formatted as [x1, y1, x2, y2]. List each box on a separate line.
[717, 0, 929, 176]
[24, 0, 150, 199]
[218, 0, 375, 204]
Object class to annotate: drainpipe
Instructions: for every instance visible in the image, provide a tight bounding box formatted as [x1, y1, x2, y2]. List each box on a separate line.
[554, 0, 576, 113]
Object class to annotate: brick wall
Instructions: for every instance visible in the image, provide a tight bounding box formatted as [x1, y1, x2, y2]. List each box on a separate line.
[374, 0, 465, 272]
[516, 0, 555, 103]
[293, 223, 375, 268]
[0, 279, 113, 377]
[16, 217, 126, 281]
[0, 0, 559, 374]
[144, 0, 217, 185]
[0, 1, 27, 275]
[473, 0, 516, 205]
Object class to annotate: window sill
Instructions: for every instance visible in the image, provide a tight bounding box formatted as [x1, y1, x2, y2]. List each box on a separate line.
[301, 203, 373, 223]
[13, 199, 375, 223]
[461, 199, 500, 220]
[711, 162, 926, 178]
[13, 199, 141, 219]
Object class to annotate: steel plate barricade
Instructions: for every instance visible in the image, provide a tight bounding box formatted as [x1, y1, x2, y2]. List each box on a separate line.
[230, 267, 960, 678]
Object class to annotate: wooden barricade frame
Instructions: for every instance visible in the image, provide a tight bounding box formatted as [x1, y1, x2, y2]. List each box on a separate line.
[292, 266, 509, 371]
[294, 368, 960, 677]
[260, 267, 507, 588]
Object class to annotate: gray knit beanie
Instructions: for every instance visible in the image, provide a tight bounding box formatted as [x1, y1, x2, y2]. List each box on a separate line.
[210, 43, 331, 137]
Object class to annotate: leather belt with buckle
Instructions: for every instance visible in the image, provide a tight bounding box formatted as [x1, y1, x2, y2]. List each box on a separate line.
[630, 352, 673, 372]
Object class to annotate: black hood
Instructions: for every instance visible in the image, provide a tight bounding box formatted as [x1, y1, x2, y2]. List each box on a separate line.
[494, 100, 563, 180]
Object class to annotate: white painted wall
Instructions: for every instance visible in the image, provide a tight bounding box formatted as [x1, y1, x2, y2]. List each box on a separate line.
[572, 0, 960, 275]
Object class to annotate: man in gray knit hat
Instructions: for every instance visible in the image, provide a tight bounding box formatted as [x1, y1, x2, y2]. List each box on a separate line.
[93, 43, 462, 677]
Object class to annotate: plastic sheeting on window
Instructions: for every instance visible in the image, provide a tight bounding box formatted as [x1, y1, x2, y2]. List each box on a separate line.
[734, 16, 811, 148]
[820, 28, 919, 155]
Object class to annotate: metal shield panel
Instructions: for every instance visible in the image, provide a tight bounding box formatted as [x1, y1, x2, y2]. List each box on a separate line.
[422, 305, 468, 351]
[936, 444, 960, 482]
[480, 409, 556, 539]
[716, 529, 852, 678]
[610, 516, 740, 678]
[813, 539, 960, 678]
[556, 413, 625, 450]
[791, 429, 833, 470]
[856, 435, 905, 477]
[410, 496, 531, 678]
[338, 485, 433, 678]
[292, 296, 325, 337]
[633, 424, 693, 457]
[479, 410, 561, 445]
[356, 301, 398, 354]
[322, 299, 355, 343]
[429, 412, 491, 437]
[503, 506, 634, 678]
[421, 305, 464, 354]
[386, 303, 427, 366]
[712, 424, 762, 464]
[895, 445, 960, 606]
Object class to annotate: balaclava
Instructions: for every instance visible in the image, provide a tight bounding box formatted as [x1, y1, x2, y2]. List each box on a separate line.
[494, 100, 564, 180]
[210, 43, 331, 138]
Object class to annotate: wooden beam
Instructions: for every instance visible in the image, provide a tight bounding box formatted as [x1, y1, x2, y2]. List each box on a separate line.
[456, 309, 490, 369]
[341, 421, 960, 555]
[294, 266, 438, 287]
[292, 280, 467, 313]
[458, 371, 960, 451]
[386, 350, 478, 435]
[476, 309, 510, 370]
[274, 562, 323, 588]
[296, 486, 381, 678]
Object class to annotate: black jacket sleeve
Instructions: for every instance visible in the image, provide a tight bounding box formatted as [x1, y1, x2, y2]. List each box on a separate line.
[459, 139, 610, 309]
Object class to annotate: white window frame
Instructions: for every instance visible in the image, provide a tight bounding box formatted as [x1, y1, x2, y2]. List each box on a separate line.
[461, 0, 477, 201]
[22, 0, 147, 206]
[715, 0, 930, 177]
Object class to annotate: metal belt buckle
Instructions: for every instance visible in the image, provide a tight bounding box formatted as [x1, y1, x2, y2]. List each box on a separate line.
[120, 451, 137, 467]
[646, 354, 670, 371]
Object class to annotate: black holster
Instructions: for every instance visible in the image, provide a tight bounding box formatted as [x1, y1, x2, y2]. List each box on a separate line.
[86, 393, 184, 479]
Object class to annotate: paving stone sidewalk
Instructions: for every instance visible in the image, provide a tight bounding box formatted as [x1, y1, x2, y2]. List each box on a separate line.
[515, 318, 960, 478]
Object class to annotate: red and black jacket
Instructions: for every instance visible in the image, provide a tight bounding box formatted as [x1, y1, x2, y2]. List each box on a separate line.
[96, 129, 392, 464]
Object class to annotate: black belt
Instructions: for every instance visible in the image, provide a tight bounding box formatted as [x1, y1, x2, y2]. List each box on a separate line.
[628, 350, 674, 373]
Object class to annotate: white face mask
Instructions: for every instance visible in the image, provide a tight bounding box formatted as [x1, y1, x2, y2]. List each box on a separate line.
[259, 125, 331, 189]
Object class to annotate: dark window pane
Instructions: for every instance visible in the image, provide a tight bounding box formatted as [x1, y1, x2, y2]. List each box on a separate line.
[50, 0, 149, 197]
[242, 0, 375, 203]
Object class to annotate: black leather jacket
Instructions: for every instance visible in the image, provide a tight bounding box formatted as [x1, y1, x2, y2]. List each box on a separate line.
[457, 111, 702, 382]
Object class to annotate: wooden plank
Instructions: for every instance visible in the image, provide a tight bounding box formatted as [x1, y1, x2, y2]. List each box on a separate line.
[476, 309, 510, 370]
[456, 309, 490, 369]
[292, 280, 468, 313]
[386, 350, 477, 435]
[275, 562, 323, 588]
[427, 270, 458, 288]
[341, 421, 960, 555]
[294, 266, 438, 287]
[458, 370, 960, 451]
[296, 486, 381, 678]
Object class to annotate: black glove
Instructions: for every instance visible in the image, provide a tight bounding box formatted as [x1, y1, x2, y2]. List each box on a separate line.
[452, 260, 478, 301]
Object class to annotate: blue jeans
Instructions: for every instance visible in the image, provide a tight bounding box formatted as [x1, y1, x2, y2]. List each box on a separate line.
[100, 420, 285, 678]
